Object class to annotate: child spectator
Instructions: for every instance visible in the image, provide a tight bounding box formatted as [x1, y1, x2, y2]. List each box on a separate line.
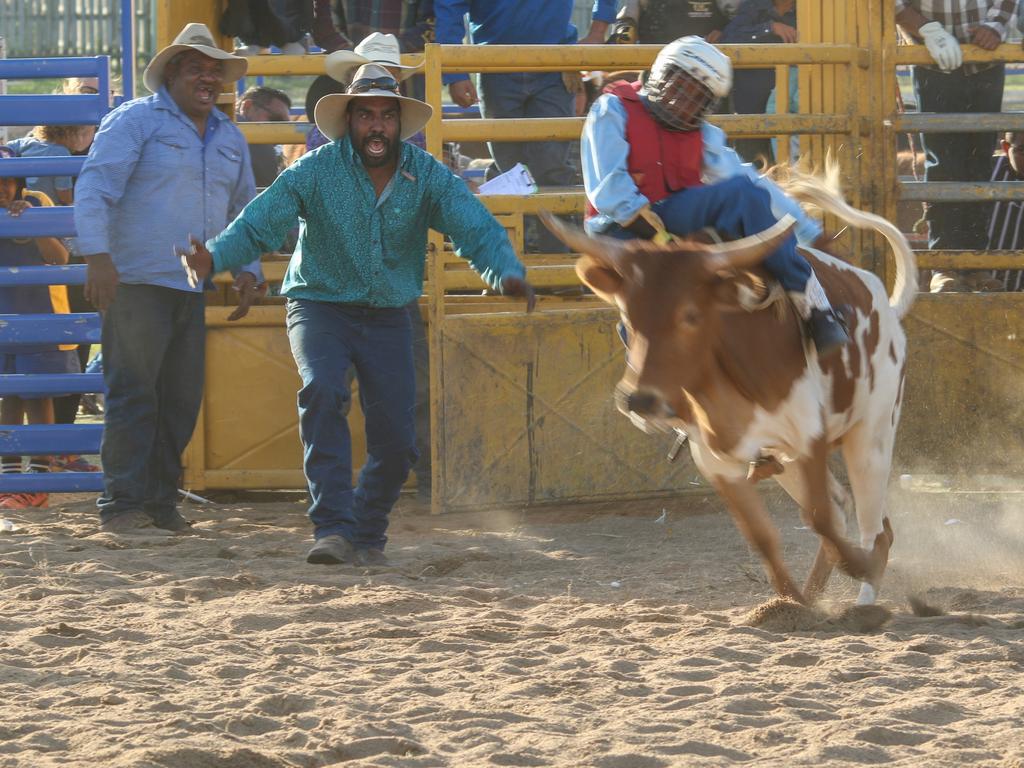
[0, 145, 78, 509]
[6, 123, 95, 206]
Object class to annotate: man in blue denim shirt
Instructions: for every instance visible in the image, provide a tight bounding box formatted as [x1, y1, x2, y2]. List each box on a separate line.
[186, 64, 534, 567]
[75, 23, 265, 534]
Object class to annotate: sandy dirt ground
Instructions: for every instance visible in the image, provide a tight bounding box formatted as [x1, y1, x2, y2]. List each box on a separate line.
[1, 487, 1023, 768]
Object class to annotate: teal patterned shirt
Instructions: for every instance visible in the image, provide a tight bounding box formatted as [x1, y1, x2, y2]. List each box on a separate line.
[208, 136, 525, 307]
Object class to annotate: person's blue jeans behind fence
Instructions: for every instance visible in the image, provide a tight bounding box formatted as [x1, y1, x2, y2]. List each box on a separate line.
[98, 284, 205, 525]
[592, 175, 811, 292]
[286, 299, 417, 549]
[480, 71, 576, 252]
[912, 63, 1005, 250]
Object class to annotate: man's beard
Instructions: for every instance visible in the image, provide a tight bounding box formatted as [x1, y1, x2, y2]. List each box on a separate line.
[358, 132, 399, 168]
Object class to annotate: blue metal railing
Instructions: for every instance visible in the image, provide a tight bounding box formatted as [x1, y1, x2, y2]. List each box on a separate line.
[0, 56, 111, 126]
[0, 208, 77, 238]
[1, 157, 87, 178]
[120, 0, 136, 100]
[0, 58, 111, 497]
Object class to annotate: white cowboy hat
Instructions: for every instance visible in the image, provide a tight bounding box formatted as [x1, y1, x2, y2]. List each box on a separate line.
[324, 32, 423, 84]
[143, 22, 248, 93]
[314, 63, 433, 142]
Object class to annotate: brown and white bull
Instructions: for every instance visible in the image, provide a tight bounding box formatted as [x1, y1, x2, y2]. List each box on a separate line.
[542, 176, 916, 607]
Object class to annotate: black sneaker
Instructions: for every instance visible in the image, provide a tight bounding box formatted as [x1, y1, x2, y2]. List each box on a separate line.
[807, 308, 850, 358]
[152, 511, 195, 533]
[306, 535, 354, 565]
[354, 548, 390, 568]
[99, 511, 159, 534]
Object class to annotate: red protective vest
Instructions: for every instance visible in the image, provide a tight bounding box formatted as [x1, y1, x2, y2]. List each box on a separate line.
[586, 80, 704, 220]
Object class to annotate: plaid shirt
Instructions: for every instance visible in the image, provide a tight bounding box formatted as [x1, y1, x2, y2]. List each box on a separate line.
[340, 0, 436, 52]
[896, 0, 1018, 72]
[896, 0, 1016, 40]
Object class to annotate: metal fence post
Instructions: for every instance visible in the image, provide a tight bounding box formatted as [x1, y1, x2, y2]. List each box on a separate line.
[121, 0, 136, 100]
[0, 36, 6, 145]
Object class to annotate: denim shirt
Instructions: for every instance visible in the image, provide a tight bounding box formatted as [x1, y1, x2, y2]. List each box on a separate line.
[209, 136, 526, 308]
[74, 87, 262, 291]
[435, 0, 617, 84]
[581, 93, 823, 245]
[720, 0, 796, 43]
[5, 136, 74, 205]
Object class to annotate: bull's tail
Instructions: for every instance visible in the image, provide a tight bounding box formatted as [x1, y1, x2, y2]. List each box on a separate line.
[771, 163, 918, 319]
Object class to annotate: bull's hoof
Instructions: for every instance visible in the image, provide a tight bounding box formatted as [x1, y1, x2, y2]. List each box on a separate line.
[746, 597, 822, 632]
[882, 516, 894, 547]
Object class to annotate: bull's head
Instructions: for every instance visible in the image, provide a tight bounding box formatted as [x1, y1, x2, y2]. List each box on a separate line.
[541, 212, 796, 426]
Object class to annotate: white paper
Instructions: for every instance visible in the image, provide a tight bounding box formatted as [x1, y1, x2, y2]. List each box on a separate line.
[477, 163, 538, 196]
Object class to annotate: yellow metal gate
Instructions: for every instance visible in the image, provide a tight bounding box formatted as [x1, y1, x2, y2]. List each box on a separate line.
[155, 0, 1024, 501]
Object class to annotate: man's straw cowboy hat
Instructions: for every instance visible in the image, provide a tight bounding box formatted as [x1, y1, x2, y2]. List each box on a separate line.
[143, 23, 248, 93]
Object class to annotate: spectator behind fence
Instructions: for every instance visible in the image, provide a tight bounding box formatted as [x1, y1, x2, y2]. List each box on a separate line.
[336, 0, 436, 56]
[0, 146, 77, 510]
[434, 0, 618, 251]
[6, 124, 95, 206]
[236, 85, 293, 187]
[73, 23, 265, 535]
[896, 0, 1014, 292]
[220, 0, 311, 54]
[581, 36, 850, 357]
[605, 0, 733, 45]
[52, 77, 105, 470]
[183, 63, 534, 567]
[720, 0, 797, 166]
[982, 131, 1024, 290]
[305, 32, 424, 153]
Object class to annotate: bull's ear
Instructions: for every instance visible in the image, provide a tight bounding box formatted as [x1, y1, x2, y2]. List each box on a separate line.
[576, 254, 624, 301]
[710, 271, 774, 313]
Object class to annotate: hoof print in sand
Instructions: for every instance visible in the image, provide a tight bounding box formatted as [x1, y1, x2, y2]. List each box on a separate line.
[746, 598, 892, 633]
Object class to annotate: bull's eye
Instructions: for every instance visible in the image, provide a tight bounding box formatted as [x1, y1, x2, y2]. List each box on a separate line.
[678, 306, 701, 327]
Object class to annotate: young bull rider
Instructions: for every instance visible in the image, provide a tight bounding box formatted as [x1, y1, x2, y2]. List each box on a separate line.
[183, 64, 535, 568]
[581, 36, 850, 356]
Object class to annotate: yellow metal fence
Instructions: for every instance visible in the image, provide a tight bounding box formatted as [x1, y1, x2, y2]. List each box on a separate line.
[169, 0, 1024, 502]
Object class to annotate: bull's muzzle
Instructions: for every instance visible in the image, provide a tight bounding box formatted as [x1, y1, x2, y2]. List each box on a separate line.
[615, 384, 673, 419]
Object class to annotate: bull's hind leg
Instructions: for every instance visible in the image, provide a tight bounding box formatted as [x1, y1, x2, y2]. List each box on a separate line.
[773, 464, 854, 602]
[797, 436, 881, 588]
[840, 421, 897, 605]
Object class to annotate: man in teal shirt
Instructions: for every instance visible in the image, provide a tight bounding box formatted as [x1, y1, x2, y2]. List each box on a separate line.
[187, 64, 534, 566]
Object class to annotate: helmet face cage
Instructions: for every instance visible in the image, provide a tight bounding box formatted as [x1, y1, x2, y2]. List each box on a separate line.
[645, 65, 717, 132]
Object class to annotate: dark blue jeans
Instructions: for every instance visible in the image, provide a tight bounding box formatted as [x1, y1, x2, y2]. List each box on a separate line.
[286, 299, 417, 549]
[480, 71, 576, 253]
[594, 175, 811, 292]
[479, 71, 575, 186]
[913, 64, 1005, 250]
[98, 284, 205, 524]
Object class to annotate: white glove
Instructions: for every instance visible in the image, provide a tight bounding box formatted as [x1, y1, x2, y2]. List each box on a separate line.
[919, 21, 962, 72]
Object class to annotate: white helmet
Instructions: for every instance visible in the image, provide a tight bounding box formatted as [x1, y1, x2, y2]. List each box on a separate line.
[650, 36, 732, 99]
[644, 37, 732, 131]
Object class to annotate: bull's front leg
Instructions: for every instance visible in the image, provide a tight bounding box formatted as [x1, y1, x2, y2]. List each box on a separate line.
[712, 476, 806, 604]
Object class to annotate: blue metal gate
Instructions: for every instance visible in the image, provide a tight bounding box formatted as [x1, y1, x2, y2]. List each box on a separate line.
[0, 55, 112, 496]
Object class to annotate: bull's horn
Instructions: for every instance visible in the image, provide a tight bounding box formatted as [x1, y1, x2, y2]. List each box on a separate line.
[702, 215, 797, 273]
[539, 210, 628, 269]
